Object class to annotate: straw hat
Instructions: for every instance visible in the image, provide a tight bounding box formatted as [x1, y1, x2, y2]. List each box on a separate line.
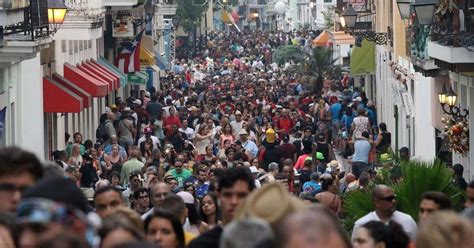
[235, 183, 306, 227]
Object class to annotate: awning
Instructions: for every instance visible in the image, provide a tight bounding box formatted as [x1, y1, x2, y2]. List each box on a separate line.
[64, 63, 108, 97]
[79, 62, 115, 92]
[140, 47, 155, 67]
[52, 73, 92, 108]
[332, 31, 355, 45]
[313, 31, 332, 47]
[97, 57, 127, 87]
[350, 39, 375, 75]
[43, 76, 83, 113]
[127, 71, 148, 85]
[89, 60, 120, 90]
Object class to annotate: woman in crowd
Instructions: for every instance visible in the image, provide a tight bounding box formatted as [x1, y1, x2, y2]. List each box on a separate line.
[315, 175, 341, 216]
[219, 124, 235, 149]
[194, 124, 212, 160]
[68, 144, 83, 167]
[352, 221, 409, 248]
[199, 193, 221, 229]
[144, 209, 185, 248]
[351, 108, 371, 140]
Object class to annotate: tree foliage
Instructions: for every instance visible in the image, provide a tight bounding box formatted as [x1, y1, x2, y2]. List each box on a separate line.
[289, 46, 338, 94]
[272, 45, 305, 66]
[175, 0, 206, 33]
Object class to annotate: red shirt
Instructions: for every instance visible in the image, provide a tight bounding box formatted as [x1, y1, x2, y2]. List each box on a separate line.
[277, 117, 293, 133]
[164, 116, 181, 136]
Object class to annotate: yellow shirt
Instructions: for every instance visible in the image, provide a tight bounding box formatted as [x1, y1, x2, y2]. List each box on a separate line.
[184, 231, 196, 246]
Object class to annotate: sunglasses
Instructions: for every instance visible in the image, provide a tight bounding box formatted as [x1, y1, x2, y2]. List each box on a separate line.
[0, 183, 29, 193]
[379, 195, 397, 201]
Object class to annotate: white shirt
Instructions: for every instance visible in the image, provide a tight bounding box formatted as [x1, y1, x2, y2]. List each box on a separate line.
[179, 127, 195, 140]
[230, 120, 243, 138]
[352, 211, 417, 240]
[138, 135, 161, 149]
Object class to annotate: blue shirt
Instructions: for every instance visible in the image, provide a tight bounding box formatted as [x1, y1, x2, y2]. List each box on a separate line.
[353, 139, 371, 163]
[303, 181, 321, 194]
[196, 183, 209, 199]
[342, 113, 356, 130]
[243, 140, 259, 157]
[330, 102, 342, 123]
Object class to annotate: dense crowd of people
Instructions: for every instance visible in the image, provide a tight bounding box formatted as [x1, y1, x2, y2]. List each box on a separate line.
[1, 30, 474, 248]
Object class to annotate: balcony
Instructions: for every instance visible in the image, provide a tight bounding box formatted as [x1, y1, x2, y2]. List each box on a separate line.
[426, 1, 474, 73]
[0, 0, 52, 65]
[52, 0, 104, 40]
[409, 23, 441, 77]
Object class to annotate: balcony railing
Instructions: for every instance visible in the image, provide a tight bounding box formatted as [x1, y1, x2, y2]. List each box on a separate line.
[430, 1, 474, 50]
[65, 0, 104, 19]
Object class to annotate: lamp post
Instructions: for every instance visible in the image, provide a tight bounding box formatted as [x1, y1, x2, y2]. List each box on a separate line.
[412, 3, 436, 26]
[396, 0, 412, 20]
[438, 83, 469, 122]
[340, 4, 391, 45]
[47, 0, 68, 33]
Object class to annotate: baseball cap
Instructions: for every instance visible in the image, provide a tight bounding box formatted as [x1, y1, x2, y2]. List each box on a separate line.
[145, 91, 151, 97]
[177, 191, 194, 204]
[354, 96, 362, 102]
[316, 152, 325, 160]
[132, 99, 142, 105]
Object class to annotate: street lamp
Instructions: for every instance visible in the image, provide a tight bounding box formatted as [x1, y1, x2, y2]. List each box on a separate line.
[341, 5, 357, 29]
[396, 0, 412, 20]
[438, 84, 448, 105]
[340, 4, 391, 45]
[47, 0, 68, 33]
[438, 82, 469, 123]
[413, 3, 436, 25]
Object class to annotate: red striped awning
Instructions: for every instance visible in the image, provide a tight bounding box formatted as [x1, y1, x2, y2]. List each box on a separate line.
[63, 63, 108, 97]
[43, 76, 83, 113]
[52, 73, 92, 109]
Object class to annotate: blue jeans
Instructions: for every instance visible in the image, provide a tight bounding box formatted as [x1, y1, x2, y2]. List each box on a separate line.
[352, 161, 368, 179]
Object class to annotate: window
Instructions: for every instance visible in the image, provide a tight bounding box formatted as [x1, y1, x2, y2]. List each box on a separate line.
[69, 40, 73, 55]
[324, 0, 332, 3]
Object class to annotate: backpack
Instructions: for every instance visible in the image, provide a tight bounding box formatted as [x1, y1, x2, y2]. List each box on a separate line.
[96, 122, 109, 142]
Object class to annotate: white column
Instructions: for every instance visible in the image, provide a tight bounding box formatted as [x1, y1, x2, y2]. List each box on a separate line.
[413, 73, 436, 161]
[16, 53, 45, 159]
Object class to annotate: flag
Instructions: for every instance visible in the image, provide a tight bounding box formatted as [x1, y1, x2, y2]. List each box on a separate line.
[0, 107, 6, 143]
[116, 30, 145, 73]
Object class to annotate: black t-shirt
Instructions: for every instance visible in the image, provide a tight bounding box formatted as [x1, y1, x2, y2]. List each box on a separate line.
[79, 163, 98, 188]
[188, 225, 223, 248]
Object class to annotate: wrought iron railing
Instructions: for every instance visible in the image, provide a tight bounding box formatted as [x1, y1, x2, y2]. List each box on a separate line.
[64, 0, 104, 19]
[429, 1, 474, 51]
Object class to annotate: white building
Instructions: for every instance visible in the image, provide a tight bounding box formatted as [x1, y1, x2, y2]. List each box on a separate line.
[0, 0, 53, 159]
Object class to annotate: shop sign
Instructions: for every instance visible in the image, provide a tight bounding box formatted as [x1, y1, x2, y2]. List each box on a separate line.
[112, 10, 134, 37]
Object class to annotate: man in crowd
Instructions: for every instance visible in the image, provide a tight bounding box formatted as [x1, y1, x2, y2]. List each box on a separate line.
[93, 185, 126, 219]
[167, 157, 192, 188]
[120, 147, 144, 186]
[189, 167, 255, 248]
[418, 191, 452, 222]
[352, 184, 417, 240]
[65, 132, 86, 156]
[142, 182, 171, 219]
[0, 147, 43, 213]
